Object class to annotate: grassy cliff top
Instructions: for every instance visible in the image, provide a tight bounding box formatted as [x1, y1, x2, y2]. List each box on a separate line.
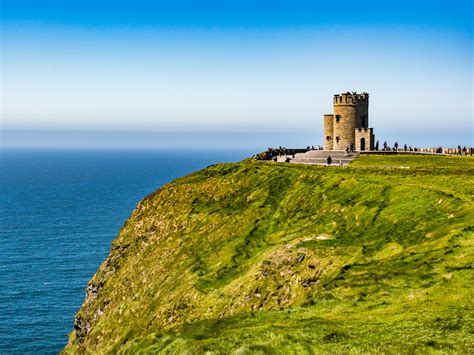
[65, 155, 474, 353]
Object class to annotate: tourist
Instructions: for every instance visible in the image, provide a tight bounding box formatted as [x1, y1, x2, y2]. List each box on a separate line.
[327, 155, 332, 166]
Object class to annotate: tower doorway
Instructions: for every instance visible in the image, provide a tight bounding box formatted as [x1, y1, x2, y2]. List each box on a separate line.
[360, 138, 366, 151]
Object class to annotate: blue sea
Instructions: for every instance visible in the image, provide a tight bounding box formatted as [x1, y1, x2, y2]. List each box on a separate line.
[0, 148, 253, 354]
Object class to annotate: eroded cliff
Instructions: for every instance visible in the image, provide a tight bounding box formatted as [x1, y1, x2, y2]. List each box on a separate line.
[65, 155, 474, 353]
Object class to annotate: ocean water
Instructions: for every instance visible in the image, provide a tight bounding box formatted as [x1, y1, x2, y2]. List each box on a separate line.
[0, 148, 253, 354]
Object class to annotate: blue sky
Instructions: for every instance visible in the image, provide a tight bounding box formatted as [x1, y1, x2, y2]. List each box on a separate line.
[1, 0, 472, 146]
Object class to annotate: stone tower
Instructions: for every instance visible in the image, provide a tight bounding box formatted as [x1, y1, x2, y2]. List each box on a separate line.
[323, 92, 374, 151]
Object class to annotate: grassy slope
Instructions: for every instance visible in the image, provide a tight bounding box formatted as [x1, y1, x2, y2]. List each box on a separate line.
[65, 155, 474, 354]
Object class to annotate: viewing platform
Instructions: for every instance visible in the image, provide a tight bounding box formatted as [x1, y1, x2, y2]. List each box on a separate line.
[276, 150, 358, 166]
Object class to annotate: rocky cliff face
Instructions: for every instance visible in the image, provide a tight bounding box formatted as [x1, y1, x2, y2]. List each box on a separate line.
[64, 156, 474, 353]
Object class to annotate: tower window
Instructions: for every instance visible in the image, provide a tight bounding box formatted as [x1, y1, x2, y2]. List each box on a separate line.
[336, 137, 340, 143]
[336, 115, 341, 122]
[326, 136, 331, 140]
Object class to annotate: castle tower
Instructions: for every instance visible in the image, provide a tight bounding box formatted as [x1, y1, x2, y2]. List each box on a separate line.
[332, 92, 368, 150]
[323, 114, 334, 150]
[323, 92, 373, 151]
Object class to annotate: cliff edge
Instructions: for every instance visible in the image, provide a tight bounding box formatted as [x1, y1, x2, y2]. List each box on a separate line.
[64, 155, 474, 353]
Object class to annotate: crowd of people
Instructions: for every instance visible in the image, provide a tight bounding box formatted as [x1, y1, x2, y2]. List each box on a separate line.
[306, 145, 324, 151]
[254, 145, 322, 161]
[254, 146, 289, 161]
[376, 141, 472, 155]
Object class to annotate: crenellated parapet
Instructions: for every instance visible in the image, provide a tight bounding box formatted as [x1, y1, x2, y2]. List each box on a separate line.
[333, 92, 369, 105]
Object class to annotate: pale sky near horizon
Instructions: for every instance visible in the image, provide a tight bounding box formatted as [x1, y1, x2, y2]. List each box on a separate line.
[1, 0, 473, 145]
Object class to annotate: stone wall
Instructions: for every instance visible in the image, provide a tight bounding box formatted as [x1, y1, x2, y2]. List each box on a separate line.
[323, 114, 334, 150]
[418, 147, 473, 155]
[355, 128, 374, 151]
[360, 148, 473, 155]
[333, 104, 357, 150]
[356, 101, 369, 128]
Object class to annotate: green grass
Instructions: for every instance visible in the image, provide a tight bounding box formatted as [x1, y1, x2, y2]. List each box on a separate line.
[64, 155, 474, 354]
[352, 153, 473, 170]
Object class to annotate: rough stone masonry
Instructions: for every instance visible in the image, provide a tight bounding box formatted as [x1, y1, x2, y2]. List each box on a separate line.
[324, 92, 375, 151]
